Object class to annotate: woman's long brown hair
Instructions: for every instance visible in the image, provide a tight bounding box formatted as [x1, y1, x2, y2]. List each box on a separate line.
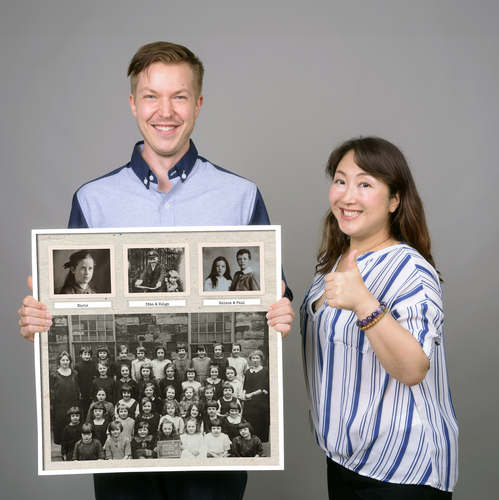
[316, 137, 440, 280]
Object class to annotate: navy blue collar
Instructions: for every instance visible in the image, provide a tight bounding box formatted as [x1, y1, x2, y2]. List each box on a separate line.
[130, 140, 199, 189]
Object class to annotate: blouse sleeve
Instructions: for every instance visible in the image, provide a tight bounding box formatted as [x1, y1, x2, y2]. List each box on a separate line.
[389, 263, 444, 361]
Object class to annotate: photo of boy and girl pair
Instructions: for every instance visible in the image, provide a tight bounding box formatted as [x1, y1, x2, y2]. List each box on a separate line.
[52, 342, 269, 462]
[203, 248, 260, 292]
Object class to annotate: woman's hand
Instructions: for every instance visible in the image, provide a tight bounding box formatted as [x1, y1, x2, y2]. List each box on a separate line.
[324, 251, 378, 314]
[266, 280, 296, 338]
[18, 276, 52, 342]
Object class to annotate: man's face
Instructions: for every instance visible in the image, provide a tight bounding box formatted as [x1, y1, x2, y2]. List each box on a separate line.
[129, 62, 203, 167]
[148, 256, 159, 266]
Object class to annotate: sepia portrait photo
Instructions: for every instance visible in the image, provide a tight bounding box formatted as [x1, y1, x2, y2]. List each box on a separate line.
[50, 247, 114, 298]
[199, 244, 264, 295]
[124, 245, 189, 296]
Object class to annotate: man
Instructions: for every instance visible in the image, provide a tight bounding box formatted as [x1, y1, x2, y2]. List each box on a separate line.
[135, 250, 166, 291]
[18, 41, 295, 500]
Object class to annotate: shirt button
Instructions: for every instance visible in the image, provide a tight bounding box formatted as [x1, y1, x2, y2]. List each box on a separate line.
[143, 178, 148, 185]
[164, 203, 171, 209]
[149, 175, 154, 181]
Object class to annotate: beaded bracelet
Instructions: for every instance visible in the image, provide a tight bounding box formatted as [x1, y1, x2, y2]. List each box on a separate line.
[356, 302, 388, 331]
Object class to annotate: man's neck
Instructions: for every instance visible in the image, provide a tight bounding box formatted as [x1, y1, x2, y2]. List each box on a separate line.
[140, 142, 190, 194]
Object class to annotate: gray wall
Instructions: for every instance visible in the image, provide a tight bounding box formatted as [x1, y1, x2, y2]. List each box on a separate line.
[1, 1, 498, 498]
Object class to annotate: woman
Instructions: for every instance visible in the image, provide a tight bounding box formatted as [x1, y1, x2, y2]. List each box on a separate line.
[301, 137, 458, 498]
[242, 350, 270, 443]
[59, 250, 96, 294]
[203, 256, 232, 291]
[50, 351, 80, 445]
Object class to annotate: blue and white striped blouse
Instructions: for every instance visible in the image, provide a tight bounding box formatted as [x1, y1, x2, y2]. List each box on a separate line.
[300, 243, 458, 491]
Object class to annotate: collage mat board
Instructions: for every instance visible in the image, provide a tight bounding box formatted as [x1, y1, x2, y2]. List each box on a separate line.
[33, 226, 283, 475]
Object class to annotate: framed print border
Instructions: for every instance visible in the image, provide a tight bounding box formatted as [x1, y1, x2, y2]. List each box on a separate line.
[32, 226, 283, 475]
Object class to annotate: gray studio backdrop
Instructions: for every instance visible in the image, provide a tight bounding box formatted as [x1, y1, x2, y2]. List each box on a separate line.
[1, 1, 498, 499]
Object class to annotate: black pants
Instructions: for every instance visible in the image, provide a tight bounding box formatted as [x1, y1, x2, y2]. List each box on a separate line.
[94, 470, 248, 500]
[327, 458, 452, 500]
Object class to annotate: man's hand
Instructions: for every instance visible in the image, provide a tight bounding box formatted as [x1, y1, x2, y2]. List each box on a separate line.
[18, 276, 52, 342]
[266, 280, 296, 338]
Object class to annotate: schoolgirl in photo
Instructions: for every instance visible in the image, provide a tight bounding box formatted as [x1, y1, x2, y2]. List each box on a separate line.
[159, 400, 185, 435]
[86, 387, 115, 422]
[58, 250, 96, 295]
[114, 363, 139, 402]
[203, 256, 232, 292]
[159, 363, 182, 401]
[136, 362, 161, 400]
[73, 347, 95, 417]
[114, 384, 138, 419]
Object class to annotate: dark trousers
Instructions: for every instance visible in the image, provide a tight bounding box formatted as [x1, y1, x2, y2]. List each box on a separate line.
[327, 458, 452, 500]
[94, 470, 247, 500]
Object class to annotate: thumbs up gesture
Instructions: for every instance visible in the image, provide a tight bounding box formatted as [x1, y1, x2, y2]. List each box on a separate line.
[324, 250, 373, 312]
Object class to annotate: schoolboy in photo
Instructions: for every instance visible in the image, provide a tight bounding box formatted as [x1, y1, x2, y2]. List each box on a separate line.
[134, 249, 166, 292]
[61, 406, 83, 461]
[73, 423, 105, 461]
[52, 248, 112, 296]
[230, 248, 260, 291]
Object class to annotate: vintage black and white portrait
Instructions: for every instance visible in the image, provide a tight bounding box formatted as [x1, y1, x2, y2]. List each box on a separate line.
[200, 244, 264, 295]
[45, 311, 272, 465]
[50, 247, 113, 298]
[125, 245, 189, 296]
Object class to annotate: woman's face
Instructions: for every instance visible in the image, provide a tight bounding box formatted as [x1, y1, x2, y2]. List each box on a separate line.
[166, 388, 175, 399]
[121, 365, 130, 378]
[142, 401, 152, 413]
[204, 388, 214, 400]
[251, 354, 262, 367]
[166, 404, 175, 416]
[71, 257, 94, 287]
[210, 366, 219, 378]
[144, 386, 154, 398]
[165, 366, 175, 378]
[59, 355, 70, 369]
[329, 150, 399, 246]
[185, 388, 194, 399]
[190, 405, 199, 417]
[215, 259, 226, 277]
[156, 349, 165, 360]
[93, 408, 104, 419]
[141, 367, 151, 378]
[138, 426, 149, 438]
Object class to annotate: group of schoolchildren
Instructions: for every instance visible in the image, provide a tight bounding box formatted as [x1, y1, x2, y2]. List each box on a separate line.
[59, 342, 265, 461]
